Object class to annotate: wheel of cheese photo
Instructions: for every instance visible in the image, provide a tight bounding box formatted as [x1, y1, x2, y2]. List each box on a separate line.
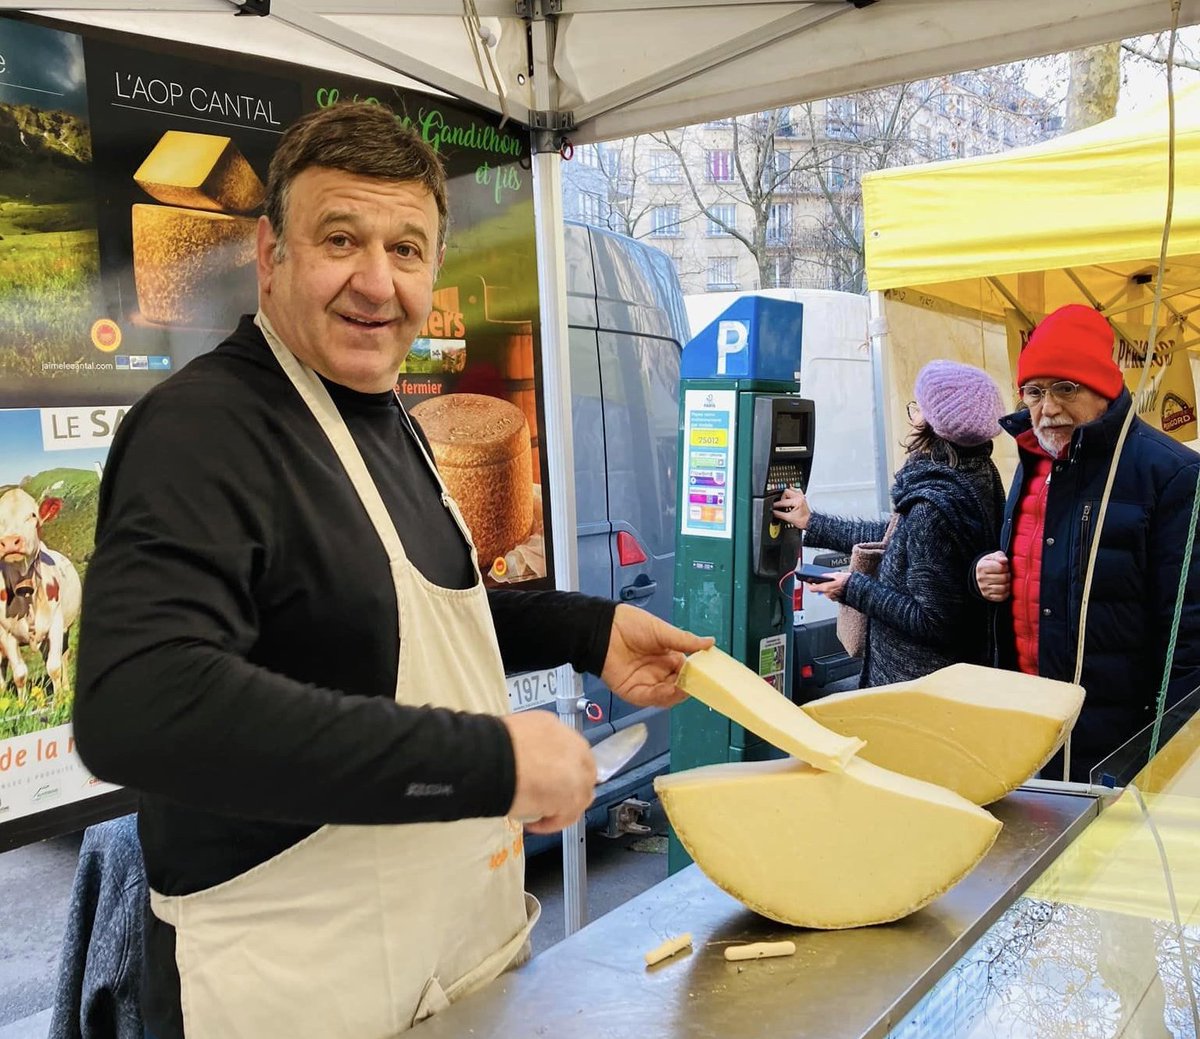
[656, 757, 1002, 929]
[410, 393, 534, 566]
[131, 203, 257, 327]
[801, 663, 1085, 805]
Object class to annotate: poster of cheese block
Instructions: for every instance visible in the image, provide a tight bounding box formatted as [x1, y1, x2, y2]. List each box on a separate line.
[131, 204, 257, 327]
[677, 646, 864, 771]
[134, 130, 265, 213]
[656, 757, 1002, 928]
[410, 393, 537, 574]
[802, 663, 1085, 805]
[82, 36, 302, 366]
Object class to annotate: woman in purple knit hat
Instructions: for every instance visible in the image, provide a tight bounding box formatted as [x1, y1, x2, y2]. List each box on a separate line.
[773, 360, 1007, 686]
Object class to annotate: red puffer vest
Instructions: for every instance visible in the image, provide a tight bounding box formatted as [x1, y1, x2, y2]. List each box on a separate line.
[1009, 431, 1055, 674]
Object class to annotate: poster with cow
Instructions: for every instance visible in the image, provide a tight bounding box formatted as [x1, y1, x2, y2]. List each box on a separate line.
[0, 13, 547, 845]
[0, 405, 125, 823]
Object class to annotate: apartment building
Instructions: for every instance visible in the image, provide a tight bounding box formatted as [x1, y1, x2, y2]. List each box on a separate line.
[563, 71, 1061, 296]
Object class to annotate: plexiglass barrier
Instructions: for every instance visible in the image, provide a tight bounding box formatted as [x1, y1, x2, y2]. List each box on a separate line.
[886, 685, 1200, 1039]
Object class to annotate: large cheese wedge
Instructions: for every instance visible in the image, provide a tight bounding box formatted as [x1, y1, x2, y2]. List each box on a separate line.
[656, 757, 1001, 928]
[801, 663, 1085, 805]
[677, 646, 864, 771]
[134, 130, 265, 213]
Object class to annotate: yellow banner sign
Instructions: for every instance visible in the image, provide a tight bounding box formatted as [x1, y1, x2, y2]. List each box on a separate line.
[1006, 310, 1198, 443]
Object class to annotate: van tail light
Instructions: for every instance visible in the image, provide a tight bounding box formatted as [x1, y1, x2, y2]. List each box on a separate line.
[616, 531, 648, 566]
[792, 580, 804, 612]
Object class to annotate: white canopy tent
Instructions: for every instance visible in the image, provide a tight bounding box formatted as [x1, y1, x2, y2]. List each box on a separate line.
[10, 0, 1199, 930]
[7, 1, 1200, 144]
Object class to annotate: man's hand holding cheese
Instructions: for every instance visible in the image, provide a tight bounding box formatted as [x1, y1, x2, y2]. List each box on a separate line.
[601, 603, 714, 708]
[72, 101, 711, 1039]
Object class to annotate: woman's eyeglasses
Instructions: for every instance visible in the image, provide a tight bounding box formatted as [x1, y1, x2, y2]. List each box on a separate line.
[1019, 380, 1082, 406]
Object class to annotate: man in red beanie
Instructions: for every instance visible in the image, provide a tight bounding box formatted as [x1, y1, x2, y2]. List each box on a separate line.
[974, 303, 1200, 782]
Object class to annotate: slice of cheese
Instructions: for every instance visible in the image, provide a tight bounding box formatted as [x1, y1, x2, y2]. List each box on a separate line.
[677, 647, 864, 771]
[656, 757, 1001, 928]
[801, 663, 1085, 805]
[134, 130, 265, 213]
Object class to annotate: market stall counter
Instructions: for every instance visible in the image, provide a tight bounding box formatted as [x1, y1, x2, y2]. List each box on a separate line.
[412, 787, 1099, 1039]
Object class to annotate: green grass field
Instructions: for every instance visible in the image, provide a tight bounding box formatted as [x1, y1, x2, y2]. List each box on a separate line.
[0, 226, 102, 378]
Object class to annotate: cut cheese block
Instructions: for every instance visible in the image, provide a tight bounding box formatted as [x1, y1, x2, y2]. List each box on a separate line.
[132, 204, 257, 326]
[677, 646, 864, 771]
[656, 757, 1001, 928]
[410, 393, 533, 566]
[134, 130, 265, 213]
[802, 663, 1085, 805]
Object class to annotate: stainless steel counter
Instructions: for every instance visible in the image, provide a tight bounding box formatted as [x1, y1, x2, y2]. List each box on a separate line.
[413, 788, 1100, 1039]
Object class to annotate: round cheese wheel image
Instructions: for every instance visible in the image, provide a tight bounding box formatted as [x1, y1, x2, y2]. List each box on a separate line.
[410, 393, 534, 566]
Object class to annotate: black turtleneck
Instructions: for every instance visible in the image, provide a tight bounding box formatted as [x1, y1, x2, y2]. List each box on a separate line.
[73, 316, 615, 1039]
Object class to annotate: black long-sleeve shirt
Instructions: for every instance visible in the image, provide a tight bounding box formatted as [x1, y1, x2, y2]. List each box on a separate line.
[73, 317, 615, 1037]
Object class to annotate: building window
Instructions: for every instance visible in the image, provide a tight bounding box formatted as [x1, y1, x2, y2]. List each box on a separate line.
[826, 96, 858, 139]
[648, 150, 681, 183]
[936, 132, 951, 159]
[577, 192, 602, 226]
[766, 202, 792, 244]
[707, 256, 737, 290]
[759, 150, 792, 192]
[650, 205, 682, 238]
[765, 255, 792, 289]
[776, 107, 798, 138]
[575, 144, 600, 168]
[828, 152, 855, 192]
[707, 203, 737, 236]
[707, 149, 735, 182]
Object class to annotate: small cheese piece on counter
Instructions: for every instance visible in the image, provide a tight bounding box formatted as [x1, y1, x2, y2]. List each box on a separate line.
[801, 663, 1085, 805]
[724, 941, 796, 962]
[134, 130, 265, 213]
[644, 933, 692, 967]
[677, 647, 864, 771]
[656, 757, 1001, 929]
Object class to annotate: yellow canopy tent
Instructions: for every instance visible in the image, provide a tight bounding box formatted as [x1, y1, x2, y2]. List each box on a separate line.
[862, 87, 1200, 482]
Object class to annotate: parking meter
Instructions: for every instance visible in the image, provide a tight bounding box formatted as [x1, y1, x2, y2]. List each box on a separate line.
[669, 297, 815, 873]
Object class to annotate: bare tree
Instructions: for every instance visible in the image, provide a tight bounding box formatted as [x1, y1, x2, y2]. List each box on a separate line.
[802, 69, 1055, 293]
[650, 109, 821, 289]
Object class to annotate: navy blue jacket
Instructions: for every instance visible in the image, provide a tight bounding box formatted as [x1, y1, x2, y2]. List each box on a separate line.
[992, 390, 1200, 780]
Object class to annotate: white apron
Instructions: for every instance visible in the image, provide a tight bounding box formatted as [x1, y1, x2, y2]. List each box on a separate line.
[148, 312, 537, 1039]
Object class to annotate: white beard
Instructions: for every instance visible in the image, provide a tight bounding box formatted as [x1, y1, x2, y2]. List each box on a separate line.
[1034, 422, 1073, 458]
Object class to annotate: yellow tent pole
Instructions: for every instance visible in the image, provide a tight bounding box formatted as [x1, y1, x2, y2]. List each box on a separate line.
[986, 276, 1037, 328]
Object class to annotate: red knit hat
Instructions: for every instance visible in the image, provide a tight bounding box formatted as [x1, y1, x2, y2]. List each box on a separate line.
[1017, 304, 1124, 400]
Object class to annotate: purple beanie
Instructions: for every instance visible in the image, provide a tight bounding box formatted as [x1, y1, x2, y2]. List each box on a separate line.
[913, 360, 1004, 448]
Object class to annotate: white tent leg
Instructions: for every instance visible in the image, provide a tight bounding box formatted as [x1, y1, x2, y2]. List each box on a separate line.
[867, 290, 894, 517]
[528, 9, 588, 939]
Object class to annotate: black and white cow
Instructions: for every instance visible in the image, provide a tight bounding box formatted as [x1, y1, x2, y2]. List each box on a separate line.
[0, 487, 82, 698]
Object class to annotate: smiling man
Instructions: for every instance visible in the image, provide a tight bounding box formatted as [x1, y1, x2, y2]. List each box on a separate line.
[73, 102, 710, 1039]
[974, 304, 1200, 782]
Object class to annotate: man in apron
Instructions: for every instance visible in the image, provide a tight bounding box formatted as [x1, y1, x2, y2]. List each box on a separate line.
[73, 101, 711, 1039]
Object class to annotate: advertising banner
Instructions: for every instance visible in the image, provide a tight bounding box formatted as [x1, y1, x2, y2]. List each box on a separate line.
[1006, 310, 1199, 443]
[0, 13, 544, 846]
[680, 389, 736, 539]
[0, 404, 127, 824]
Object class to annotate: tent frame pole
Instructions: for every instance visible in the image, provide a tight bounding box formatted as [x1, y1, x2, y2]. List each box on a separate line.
[527, 9, 590, 940]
